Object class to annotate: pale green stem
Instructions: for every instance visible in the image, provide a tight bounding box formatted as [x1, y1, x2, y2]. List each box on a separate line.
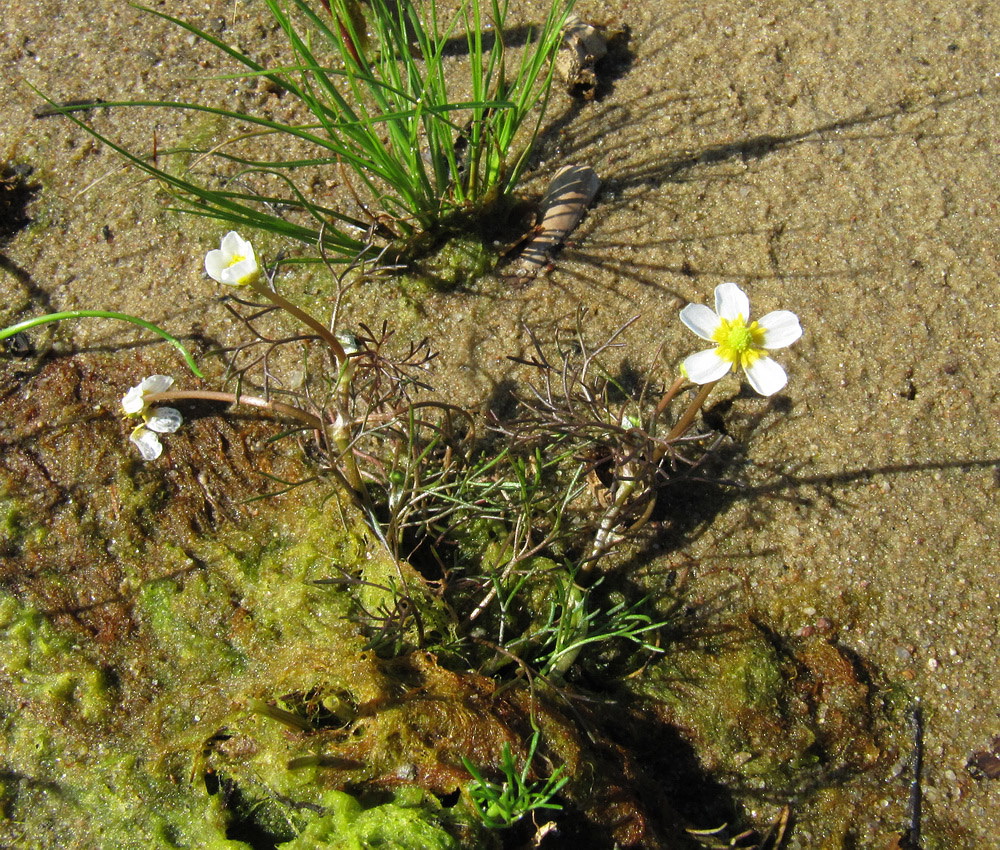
[587, 379, 719, 569]
[328, 355, 366, 494]
[0, 310, 203, 377]
[245, 279, 366, 498]
[582, 469, 641, 575]
[564, 378, 721, 678]
[581, 375, 691, 563]
[246, 279, 347, 366]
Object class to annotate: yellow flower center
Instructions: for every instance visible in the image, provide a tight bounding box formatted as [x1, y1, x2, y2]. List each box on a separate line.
[225, 252, 261, 286]
[711, 315, 766, 370]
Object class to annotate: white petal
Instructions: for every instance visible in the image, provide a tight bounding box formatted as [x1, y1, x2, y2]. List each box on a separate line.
[219, 257, 259, 286]
[744, 356, 788, 396]
[220, 231, 253, 258]
[679, 304, 721, 341]
[130, 426, 163, 460]
[145, 407, 183, 434]
[682, 348, 732, 384]
[205, 248, 227, 282]
[757, 311, 802, 349]
[715, 282, 750, 322]
[140, 375, 174, 394]
[121, 385, 146, 415]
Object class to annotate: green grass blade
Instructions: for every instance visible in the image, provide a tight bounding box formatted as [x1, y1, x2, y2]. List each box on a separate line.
[1, 311, 204, 377]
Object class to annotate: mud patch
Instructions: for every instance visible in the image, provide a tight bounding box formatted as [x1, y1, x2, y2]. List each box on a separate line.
[0, 161, 39, 243]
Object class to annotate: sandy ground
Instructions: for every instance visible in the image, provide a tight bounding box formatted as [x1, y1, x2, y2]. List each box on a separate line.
[2, 0, 998, 846]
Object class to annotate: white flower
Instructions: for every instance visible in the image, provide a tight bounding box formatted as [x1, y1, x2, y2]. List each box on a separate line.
[121, 375, 183, 460]
[143, 406, 184, 433]
[122, 374, 175, 415]
[679, 282, 802, 397]
[204, 231, 260, 286]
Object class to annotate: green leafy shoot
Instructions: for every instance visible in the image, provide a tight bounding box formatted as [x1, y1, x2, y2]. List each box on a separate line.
[462, 730, 568, 829]
[537, 585, 668, 678]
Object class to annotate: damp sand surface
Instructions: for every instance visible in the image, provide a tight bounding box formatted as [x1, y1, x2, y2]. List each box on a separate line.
[1, 0, 999, 846]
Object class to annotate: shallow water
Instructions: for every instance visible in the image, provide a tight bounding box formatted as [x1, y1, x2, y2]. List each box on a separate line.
[2, 0, 998, 846]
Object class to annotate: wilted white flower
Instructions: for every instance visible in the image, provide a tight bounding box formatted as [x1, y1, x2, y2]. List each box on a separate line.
[122, 375, 183, 460]
[680, 282, 802, 397]
[204, 231, 260, 286]
[122, 374, 174, 415]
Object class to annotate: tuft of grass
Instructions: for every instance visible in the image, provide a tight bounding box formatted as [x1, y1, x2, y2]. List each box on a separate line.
[49, 0, 574, 266]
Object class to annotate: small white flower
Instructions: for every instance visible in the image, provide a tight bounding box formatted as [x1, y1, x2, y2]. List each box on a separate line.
[679, 282, 802, 397]
[122, 374, 174, 415]
[204, 231, 261, 286]
[122, 375, 183, 460]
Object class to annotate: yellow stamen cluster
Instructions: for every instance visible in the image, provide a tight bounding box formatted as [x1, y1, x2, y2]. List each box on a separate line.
[711, 315, 766, 370]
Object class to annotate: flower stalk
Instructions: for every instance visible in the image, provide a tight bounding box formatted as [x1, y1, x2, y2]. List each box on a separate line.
[662, 380, 717, 445]
[205, 231, 348, 366]
[247, 280, 349, 367]
[144, 389, 324, 431]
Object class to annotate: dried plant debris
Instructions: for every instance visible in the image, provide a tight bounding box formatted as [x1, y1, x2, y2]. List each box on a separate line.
[512, 164, 600, 279]
[967, 735, 1000, 780]
[557, 14, 609, 98]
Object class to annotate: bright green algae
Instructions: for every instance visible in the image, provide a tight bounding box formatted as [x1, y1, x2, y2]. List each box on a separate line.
[0, 355, 476, 848]
[0, 497, 470, 849]
[277, 790, 457, 850]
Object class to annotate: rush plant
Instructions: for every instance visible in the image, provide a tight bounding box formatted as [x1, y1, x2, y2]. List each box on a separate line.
[49, 0, 575, 265]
